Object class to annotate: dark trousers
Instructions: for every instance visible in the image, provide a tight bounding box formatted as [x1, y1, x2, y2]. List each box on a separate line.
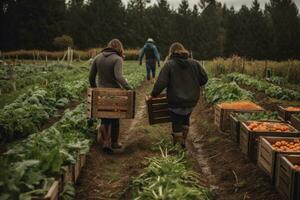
[146, 59, 156, 80]
[101, 118, 119, 143]
[170, 112, 191, 133]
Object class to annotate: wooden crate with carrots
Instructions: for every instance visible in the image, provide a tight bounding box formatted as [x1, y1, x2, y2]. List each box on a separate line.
[257, 137, 300, 184]
[214, 101, 264, 132]
[276, 154, 300, 200]
[87, 88, 135, 119]
[239, 121, 300, 162]
[278, 106, 300, 122]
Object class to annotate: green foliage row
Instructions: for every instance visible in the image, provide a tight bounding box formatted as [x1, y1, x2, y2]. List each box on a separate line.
[130, 147, 214, 200]
[0, 104, 93, 200]
[0, 63, 88, 94]
[234, 112, 279, 122]
[225, 73, 300, 101]
[204, 78, 254, 104]
[0, 80, 88, 142]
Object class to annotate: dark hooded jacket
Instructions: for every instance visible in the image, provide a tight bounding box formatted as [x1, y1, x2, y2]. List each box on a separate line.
[151, 53, 208, 108]
[89, 48, 132, 90]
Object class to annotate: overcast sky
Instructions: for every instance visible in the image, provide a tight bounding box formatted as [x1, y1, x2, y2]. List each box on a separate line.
[121, 0, 300, 9]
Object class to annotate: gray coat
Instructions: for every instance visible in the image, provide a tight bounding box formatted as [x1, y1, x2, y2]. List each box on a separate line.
[89, 49, 132, 90]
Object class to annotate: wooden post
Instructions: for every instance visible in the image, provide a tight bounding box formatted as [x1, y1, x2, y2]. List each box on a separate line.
[242, 59, 245, 74]
[264, 60, 268, 78]
[71, 48, 73, 63]
[45, 56, 48, 67]
[287, 60, 291, 81]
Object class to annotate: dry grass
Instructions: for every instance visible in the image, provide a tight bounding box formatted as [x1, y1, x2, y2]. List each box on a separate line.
[205, 56, 300, 84]
[1, 48, 140, 61]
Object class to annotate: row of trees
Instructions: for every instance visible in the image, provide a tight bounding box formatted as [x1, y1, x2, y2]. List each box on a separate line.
[1, 0, 300, 60]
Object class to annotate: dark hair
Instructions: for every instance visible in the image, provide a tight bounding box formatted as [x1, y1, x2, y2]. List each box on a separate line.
[169, 42, 189, 56]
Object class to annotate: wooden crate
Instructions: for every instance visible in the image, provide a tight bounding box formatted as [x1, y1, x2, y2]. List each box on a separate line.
[276, 155, 300, 200]
[240, 121, 300, 162]
[278, 106, 300, 122]
[258, 137, 300, 184]
[32, 181, 59, 200]
[214, 102, 264, 132]
[291, 115, 300, 130]
[87, 88, 135, 119]
[146, 94, 171, 125]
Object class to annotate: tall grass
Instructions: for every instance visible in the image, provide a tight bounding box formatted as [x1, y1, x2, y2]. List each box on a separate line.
[205, 56, 300, 84]
[1, 48, 140, 61]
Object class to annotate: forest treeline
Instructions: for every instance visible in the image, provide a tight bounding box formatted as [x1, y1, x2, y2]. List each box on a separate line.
[1, 0, 300, 60]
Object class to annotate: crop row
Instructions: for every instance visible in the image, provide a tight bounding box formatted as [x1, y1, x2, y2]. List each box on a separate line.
[129, 146, 214, 200]
[204, 78, 254, 104]
[225, 73, 300, 101]
[0, 104, 94, 199]
[0, 62, 147, 199]
[0, 79, 88, 142]
[0, 63, 88, 94]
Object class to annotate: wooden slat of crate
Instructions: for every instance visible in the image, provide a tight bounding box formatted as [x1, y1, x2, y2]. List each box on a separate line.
[80, 154, 87, 169]
[92, 88, 129, 96]
[63, 165, 74, 184]
[240, 121, 300, 162]
[32, 181, 59, 200]
[146, 94, 171, 125]
[276, 155, 300, 200]
[291, 115, 300, 130]
[230, 113, 240, 143]
[258, 137, 300, 185]
[278, 106, 300, 122]
[74, 156, 81, 183]
[214, 103, 264, 132]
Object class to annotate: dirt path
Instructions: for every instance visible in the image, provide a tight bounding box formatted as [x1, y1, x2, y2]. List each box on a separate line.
[75, 81, 171, 200]
[75, 83, 283, 200]
[187, 97, 283, 200]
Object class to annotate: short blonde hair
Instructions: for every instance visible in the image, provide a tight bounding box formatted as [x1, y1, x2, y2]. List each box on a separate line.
[107, 39, 124, 57]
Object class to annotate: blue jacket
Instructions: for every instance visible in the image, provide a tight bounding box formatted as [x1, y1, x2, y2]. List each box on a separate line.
[139, 42, 160, 65]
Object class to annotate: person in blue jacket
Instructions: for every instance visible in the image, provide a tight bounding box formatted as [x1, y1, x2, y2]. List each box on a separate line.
[139, 38, 161, 81]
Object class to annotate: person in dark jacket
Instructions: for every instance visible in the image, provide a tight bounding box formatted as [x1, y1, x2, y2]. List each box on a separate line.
[89, 39, 132, 153]
[150, 42, 208, 147]
[139, 38, 161, 81]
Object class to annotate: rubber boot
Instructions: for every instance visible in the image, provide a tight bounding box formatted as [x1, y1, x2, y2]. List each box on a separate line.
[182, 125, 189, 148]
[172, 132, 184, 147]
[100, 125, 113, 154]
[111, 122, 122, 149]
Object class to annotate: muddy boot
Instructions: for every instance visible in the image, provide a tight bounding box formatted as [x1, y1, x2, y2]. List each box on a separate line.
[172, 132, 184, 147]
[182, 126, 189, 148]
[100, 125, 113, 154]
[111, 121, 122, 149]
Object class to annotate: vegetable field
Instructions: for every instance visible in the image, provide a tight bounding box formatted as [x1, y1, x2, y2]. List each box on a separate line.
[0, 59, 299, 200]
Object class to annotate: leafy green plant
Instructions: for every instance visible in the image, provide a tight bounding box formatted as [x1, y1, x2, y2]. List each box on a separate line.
[235, 112, 279, 121]
[205, 78, 254, 104]
[130, 148, 214, 200]
[225, 73, 300, 100]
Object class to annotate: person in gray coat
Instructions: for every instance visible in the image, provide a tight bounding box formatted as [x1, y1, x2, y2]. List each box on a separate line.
[89, 39, 132, 153]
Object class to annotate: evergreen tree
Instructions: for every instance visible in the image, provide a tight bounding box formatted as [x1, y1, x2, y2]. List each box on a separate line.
[266, 0, 300, 59]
